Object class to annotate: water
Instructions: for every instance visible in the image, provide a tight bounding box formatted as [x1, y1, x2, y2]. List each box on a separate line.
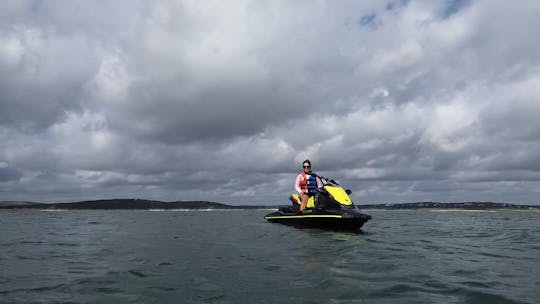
[1, 209, 539, 304]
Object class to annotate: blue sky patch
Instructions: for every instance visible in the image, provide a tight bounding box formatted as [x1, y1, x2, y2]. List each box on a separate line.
[359, 13, 377, 28]
[386, 0, 410, 11]
[441, 0, 472, 18]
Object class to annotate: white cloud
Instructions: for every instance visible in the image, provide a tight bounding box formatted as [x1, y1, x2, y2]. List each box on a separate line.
[87, 51, 133, 105]
[422, 99, 479, 152]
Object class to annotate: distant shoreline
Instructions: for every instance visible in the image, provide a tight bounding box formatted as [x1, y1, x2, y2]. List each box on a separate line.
[357, 202, 540, 210]
[1, 199, 539, 210]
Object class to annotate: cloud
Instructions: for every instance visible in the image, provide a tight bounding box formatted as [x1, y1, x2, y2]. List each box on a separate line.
[0, 162, 21, 182]
[1, 1, 540, 204]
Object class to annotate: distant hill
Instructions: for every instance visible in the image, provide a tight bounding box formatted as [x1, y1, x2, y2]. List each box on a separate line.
[0, 199, 268, 210]
[0, 201, 42, 207]
[44, 199, 230, 210]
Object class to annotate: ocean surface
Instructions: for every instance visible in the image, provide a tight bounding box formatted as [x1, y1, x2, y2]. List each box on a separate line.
[1, 209, 539, 304]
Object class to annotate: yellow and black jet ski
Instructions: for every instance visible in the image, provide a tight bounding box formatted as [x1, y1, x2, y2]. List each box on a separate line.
[264, 174, 371, 231]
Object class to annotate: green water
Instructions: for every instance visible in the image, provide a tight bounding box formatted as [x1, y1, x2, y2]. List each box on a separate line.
[1, 209, 539, 303]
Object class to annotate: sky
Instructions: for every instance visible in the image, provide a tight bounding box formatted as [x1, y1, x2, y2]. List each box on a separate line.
[1, 0, 540, 205]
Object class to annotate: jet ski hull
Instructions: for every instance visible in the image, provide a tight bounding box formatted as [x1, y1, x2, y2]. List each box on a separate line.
[264, 209, 371, 231]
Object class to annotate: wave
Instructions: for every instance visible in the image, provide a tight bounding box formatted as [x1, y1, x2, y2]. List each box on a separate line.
[147, 208, 269, 211]
[429, 209, 497, 213]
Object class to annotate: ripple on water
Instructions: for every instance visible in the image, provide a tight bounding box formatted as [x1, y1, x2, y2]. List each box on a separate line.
[127, 270, 148, 278]
[459, 280, 501, 289]
[129, 257, 146, 263]
[148, 286, 177, 292]
[54, 242, 80, 247]
[454, 288, 530, 304]
[368, 282, 434, 297]
[0, 283, 67, 295]
[94, 286, 123, 294]
[19, 241, 44, 245]
[14, 255, 47, 261]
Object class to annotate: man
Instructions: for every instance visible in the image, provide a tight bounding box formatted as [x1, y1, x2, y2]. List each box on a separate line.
[294, 159, 322, 212]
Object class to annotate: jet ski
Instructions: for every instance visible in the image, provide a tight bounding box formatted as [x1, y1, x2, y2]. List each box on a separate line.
[264, 174, 371, 231]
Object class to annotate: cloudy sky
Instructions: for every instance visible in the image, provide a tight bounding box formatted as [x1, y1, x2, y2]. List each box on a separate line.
[1, 0, 540, 205]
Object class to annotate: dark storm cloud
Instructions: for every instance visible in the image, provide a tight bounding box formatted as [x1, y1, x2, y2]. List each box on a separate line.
[0, 165, 21, 182]
[1, 0, 540, 204]
[0, 30, 95, 130]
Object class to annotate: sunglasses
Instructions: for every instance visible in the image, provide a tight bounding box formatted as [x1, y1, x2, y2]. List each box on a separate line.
[303, 165, 311, 168]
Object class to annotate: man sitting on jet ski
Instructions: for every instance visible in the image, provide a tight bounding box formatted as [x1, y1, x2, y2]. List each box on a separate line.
[294, 159, 322, 212]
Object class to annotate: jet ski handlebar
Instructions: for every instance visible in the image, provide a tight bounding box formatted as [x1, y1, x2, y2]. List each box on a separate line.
[311, 173, 339, 185]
